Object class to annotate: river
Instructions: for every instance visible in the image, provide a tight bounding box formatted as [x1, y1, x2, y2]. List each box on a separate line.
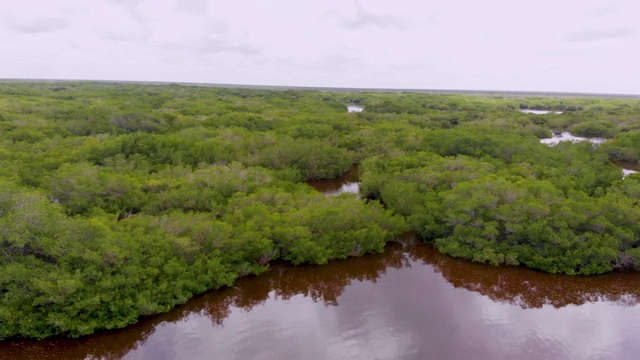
[3, 171, 640, 360]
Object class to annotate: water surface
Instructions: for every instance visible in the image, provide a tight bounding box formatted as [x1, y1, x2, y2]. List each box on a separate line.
[521, 109, 563, 114]
[613, 160, 640, 177]
[347, 105, 364, 113]
[4, 236, 640, 360]
[307, 166, 360, 196]
[540, 132, 606, 145]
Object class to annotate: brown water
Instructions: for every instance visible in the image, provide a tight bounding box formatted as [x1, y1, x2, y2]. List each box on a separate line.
[613, 160, 640, 177]
[4, 172, 640, 359]
[307, 166, 360, 196]
[4, 235, 640, 360]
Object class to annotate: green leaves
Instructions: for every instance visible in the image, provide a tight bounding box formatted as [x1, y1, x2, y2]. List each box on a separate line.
[2, 81, 640, 339]
[367, 149, 640, 275]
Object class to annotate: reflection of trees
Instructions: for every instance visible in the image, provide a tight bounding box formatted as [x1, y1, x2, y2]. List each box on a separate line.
[416, 241, 640, 309]
[1, 315, 160, 360]
[196, 240, 410, 322]
[307, 166, 360, 194]
[0, 240, 409, 360]
[7, 238, 640, 360]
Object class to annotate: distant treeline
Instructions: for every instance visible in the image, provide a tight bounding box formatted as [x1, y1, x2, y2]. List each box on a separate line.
[1, 82, 640, 339]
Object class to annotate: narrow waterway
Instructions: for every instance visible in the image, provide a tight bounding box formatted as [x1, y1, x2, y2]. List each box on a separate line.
[307, 166, 360, 196]
[613, 160, 640, 177]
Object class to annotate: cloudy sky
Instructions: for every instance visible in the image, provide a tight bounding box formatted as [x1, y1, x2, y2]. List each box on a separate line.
[1, 0, 639, 94]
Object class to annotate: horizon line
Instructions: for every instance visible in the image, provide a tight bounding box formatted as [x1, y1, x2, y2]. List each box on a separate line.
[1, 78, 640, 99]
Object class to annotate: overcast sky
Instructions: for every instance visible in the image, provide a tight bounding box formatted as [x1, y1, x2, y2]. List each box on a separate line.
[1, 0, 639, 94]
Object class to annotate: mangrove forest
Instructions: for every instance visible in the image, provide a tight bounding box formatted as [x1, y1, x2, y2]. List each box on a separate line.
[1, 82, 640, 340]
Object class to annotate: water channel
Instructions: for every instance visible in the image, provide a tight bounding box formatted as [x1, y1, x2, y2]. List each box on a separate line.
[307, 166, 360, 196]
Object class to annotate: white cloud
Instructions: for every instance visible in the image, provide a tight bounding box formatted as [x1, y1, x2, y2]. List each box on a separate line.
[336, 1, 412, 31]
[5, 17, 70, 34]
[174, 0, 209, 16]
[563, 27, 637, 42]
[0, 0, 639, 94]
[585, 2, 621, 18]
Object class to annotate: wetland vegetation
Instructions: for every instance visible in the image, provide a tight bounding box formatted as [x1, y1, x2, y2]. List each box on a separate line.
[1, 82, 640, 339]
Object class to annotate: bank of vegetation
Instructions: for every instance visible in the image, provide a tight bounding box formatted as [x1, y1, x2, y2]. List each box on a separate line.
[1, 82, 640, 339]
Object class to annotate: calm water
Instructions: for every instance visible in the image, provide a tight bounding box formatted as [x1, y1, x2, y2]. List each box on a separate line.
[540, 133, 638, 176]
[4, 171, 640, 360]
[613, 160, 640, 177]
[540, 132, 606, 145]
[5, 236, 640, 360]
[520, 109, 563, 114]
[347, 105, 364, 113]
[307, 166, 360, 196]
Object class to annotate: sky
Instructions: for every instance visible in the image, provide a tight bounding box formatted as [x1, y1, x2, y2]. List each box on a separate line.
[1, 0, 639, 94]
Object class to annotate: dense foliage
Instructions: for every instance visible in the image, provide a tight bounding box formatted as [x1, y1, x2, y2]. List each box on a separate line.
[1, 82, 640, 339]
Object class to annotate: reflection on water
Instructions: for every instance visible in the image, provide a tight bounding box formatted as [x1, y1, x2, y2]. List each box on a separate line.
[540, 135, 638, 178]
[521, 109, 563, 114]
[540, 132, 606, 145]
[347, 105, 364, 113]
[4, 234, 640, 360]
[307, 166, 360, 196]
[613, 160, 640, 177]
